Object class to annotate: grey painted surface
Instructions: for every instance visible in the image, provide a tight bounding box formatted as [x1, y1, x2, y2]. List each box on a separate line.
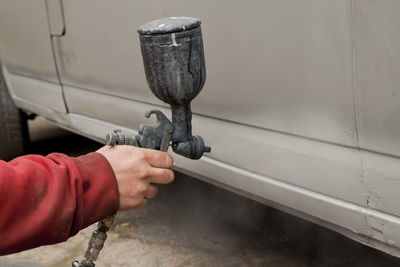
[5, 70, 66, 115]
[0, 1, 66, 113]
[0, 0, 59, 83]
[55, 0, 357, 147]
[356, 0, 400, 157]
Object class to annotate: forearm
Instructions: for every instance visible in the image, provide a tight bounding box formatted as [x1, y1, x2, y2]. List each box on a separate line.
[0, 152, 119, 255]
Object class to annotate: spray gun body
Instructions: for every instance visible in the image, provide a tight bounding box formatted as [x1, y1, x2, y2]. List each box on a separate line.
[73, 17, 210, 267]
[107, 17, 211, 158]
[138, 17, 210, 159]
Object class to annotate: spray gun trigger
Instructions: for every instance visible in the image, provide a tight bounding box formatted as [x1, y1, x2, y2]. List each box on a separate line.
[137, 110, 173, 152]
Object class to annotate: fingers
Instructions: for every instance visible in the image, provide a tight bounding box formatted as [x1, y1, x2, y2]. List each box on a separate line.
[143, 149, 173, 168]
[145, 184, 158, 199]
[102, 145, 174, 211]
[148, 168, 174, 184]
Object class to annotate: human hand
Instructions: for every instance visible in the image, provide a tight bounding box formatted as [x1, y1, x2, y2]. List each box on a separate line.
[97, 145, 174, 210]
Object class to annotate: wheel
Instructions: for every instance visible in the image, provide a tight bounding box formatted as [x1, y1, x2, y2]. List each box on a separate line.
[0, 69, 29, 161]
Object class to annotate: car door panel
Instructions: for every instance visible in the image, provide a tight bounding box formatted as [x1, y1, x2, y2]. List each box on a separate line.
[55, 0, 357, 148]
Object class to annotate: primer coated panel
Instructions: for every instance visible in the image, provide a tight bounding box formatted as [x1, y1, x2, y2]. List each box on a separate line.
[0, 0, 59, 83]
[356, 0, 400, 157]
[56, 0, 357, 147]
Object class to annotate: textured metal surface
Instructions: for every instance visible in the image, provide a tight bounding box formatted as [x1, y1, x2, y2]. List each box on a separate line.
[138, 26, 205, 109]
[74, 215, 115, 266]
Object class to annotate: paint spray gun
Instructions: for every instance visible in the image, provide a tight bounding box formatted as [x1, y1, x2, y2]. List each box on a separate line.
[72, 17, 210, 267]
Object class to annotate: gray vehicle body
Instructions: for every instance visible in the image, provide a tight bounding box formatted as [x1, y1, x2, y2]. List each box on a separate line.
[1, 0, 400, 257]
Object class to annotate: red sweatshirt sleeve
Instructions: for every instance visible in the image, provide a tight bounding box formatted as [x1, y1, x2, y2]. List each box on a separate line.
[0, 152, 119, 255]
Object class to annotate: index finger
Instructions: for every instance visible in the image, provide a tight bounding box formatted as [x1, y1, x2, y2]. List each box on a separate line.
[143, 149, 173, 168]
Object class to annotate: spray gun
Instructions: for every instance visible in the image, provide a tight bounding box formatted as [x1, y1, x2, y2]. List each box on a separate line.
[72, 17, 210, 267]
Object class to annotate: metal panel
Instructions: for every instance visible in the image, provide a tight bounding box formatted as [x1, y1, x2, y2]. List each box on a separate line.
[0, 0, 59, 83]
[55, 0, 357, 147]
[356, 0, 400, 157]
[4, 70, 67, 116]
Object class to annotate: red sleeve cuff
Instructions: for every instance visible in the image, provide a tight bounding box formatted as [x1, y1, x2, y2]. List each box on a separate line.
[69, 152, 119, 232]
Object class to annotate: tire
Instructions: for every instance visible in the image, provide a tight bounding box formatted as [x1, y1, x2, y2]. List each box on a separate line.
[0, 70, 29, 161]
